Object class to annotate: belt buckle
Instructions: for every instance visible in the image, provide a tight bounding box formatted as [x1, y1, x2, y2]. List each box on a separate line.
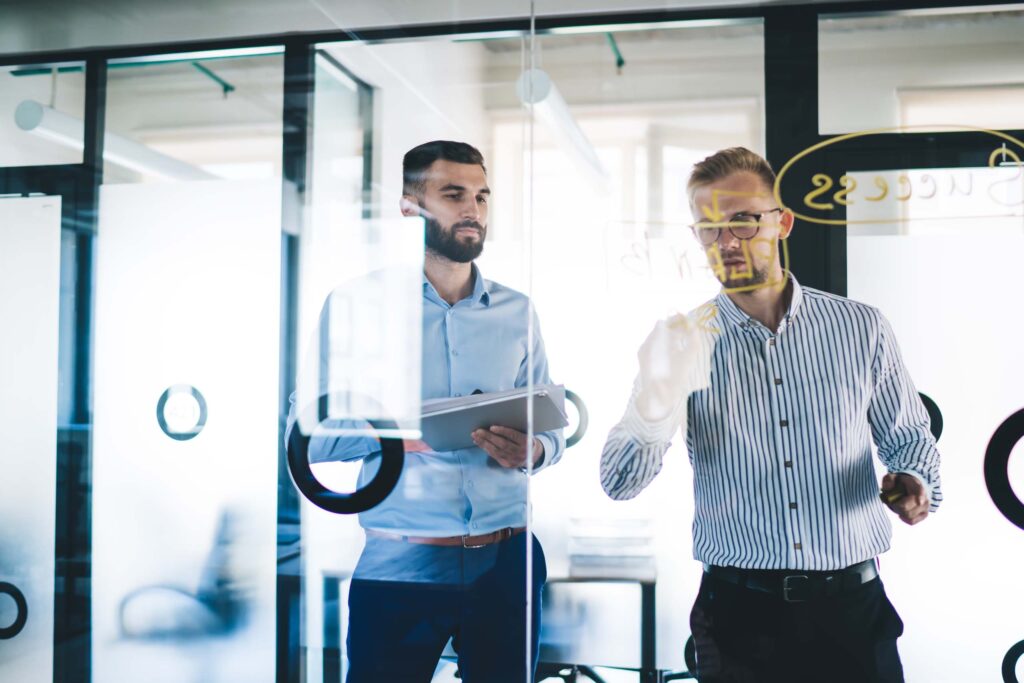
[783, 575, 809, 602]
[461, 534, 486, 549]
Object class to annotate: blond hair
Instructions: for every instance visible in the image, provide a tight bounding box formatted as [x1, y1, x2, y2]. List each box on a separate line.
[687, 147, 776, 201]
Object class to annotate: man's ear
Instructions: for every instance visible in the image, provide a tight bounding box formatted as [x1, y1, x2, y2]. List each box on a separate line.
[778, 208, 795, 240]
[400, 194, 421, 217]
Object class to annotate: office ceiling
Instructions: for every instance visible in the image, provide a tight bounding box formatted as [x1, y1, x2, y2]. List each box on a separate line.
[0, 0, 894, 58]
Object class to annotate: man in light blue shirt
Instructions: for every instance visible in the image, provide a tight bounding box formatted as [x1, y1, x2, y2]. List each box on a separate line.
[291, 140, 564, 682]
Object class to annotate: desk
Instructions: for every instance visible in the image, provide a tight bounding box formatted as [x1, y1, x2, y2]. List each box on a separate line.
[540, 576, 659, 682]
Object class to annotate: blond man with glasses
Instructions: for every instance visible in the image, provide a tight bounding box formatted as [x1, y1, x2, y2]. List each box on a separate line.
[601, 147, 941, 682]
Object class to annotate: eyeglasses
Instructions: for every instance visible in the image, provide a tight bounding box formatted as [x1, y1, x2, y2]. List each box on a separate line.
[692, 208, 784, 246]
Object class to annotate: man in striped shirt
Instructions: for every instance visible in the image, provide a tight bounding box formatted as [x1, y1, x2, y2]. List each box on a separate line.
[600, 147, 941, 682]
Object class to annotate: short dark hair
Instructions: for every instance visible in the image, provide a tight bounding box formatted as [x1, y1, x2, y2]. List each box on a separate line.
[403, 140, 486, 196]
[687, 147, 776, 201]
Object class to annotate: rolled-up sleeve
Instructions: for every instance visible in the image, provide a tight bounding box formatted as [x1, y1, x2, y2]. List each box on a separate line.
[599, 377, 685, 500]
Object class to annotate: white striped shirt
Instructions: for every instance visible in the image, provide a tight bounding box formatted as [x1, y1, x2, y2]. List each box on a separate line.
[600, 275, 942, 570]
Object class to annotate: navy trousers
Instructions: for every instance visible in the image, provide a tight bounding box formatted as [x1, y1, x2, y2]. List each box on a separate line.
[689, 572, 905, 682]
[346, 532, 546, 683]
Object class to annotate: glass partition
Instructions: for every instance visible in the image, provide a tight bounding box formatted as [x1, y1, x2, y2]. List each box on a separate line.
[503, 17, 765, 678]
[0, 62, 86, 167]
[103, 49, 283, 184]
[845, 158, 1024, 681]
[90, 49, 284, 683]
[0, 196, 62, 683]
[298, 27, 541, 682]
[819, 6, 1024, 134]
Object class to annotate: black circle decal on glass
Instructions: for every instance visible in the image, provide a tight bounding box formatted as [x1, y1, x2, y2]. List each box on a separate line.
[0, 582, 28, 640]
[984, 408, 1024, 532]
[1003, 639, 1024, 683]
[287, 395, 404, 515]
[565, 389, 589, 449]
[156, 385, 208, 441]
[918, 392, 943, 442]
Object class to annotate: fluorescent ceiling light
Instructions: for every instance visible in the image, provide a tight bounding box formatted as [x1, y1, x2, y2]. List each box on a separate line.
[517, 68, 609, 191]
[108, 46, 283, 66]
[16, 100, 217, 181]
[546, 18, 761, 35]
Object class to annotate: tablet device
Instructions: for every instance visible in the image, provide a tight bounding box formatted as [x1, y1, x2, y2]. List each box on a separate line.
[420, 385, 568, 452]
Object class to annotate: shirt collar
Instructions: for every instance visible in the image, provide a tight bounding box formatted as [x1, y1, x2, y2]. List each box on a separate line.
[714, 271, 803, 332]
[422, 262, 491, 307]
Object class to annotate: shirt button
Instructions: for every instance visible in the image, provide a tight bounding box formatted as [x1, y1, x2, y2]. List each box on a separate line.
[784, 460, 793, 468]
[780, 419, 789, 427]
[774, 378, 782, 385]
[794, 543, 802, 550]
[768, 338, 776, 347]
[789, 502, 798, 510]
[467, 481, 474, 488]
[451, 349, 458, 356]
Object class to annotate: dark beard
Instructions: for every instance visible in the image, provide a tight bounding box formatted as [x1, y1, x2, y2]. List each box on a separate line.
[424, 216, 486, 263]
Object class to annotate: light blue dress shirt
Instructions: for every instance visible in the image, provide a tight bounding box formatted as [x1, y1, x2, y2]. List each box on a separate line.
[290, 264, 564, 537]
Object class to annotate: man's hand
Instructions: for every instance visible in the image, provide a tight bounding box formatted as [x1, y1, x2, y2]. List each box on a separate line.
[880, 473, 930, 525]
[635, 315, 701, 422]
[472, 426, 543, 469]
[402, 439, 431, 453]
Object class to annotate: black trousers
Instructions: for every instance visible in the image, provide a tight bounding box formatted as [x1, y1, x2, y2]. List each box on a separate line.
[346, 532, 546, 683]
[689, 572, 905, 683]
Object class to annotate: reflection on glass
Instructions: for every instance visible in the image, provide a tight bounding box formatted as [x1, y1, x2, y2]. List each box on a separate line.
[0, 63, 86, 167]
[0, 196, 62, 682]
[820, 8, 1024, 134]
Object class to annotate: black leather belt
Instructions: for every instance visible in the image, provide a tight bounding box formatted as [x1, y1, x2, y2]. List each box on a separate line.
[704, 559, 879, 602]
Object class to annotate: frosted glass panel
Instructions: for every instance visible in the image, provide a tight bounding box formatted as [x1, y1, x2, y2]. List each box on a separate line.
[0, 196, 61, 682]
[848, 228, 1024, 680]
[92, 180, 280, 683]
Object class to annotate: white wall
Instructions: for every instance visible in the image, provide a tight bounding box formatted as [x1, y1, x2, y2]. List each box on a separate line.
[819, 12, 1024, 133]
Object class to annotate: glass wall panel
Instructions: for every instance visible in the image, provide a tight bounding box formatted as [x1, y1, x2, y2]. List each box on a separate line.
[819, 6, 1024, 134]
[846, 159, 1024, 681]
[0, 196, 62, 683]
[300, 24, 540, 681]
[103, 49, 283, 184]
[497, 17, 764, 679]
[90, 49, 284, 683]
[0, 62, 86, 167]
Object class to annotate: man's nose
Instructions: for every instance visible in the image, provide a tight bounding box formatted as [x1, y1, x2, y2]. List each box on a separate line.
[461, 199, 481, 221]
[716, 226, 739, 250]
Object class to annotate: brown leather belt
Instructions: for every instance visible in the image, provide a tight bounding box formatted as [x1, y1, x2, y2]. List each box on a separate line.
[366, 526, 525, 549]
